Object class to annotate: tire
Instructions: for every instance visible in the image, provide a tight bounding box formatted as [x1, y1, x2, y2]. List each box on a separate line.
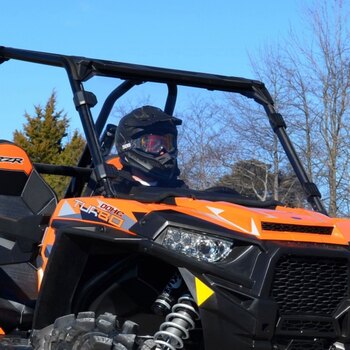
[31, 312, 158, 350]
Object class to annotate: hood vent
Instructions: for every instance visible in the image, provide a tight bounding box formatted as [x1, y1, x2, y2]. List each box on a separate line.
[261, 222, 333, 235]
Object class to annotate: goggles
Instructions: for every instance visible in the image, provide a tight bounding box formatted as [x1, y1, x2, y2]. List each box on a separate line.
[134, 133, 176, 154]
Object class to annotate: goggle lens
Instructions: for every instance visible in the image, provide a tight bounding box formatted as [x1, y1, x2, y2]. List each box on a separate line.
[136, 134, 175, 154]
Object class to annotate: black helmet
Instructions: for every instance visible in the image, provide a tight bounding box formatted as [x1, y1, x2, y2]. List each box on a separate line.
[115, 106, 182, 181]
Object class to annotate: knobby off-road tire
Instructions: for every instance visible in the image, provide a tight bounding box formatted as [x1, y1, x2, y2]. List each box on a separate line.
[31, 312, 158, 350]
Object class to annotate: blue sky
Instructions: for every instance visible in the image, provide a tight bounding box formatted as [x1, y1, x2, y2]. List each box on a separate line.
[0, 0, 308, 140]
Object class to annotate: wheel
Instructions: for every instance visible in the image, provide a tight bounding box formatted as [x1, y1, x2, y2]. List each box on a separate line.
[31, 312, 158, 350]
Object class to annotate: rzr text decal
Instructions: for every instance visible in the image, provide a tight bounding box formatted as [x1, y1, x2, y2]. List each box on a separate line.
[0, 156, 24, 164]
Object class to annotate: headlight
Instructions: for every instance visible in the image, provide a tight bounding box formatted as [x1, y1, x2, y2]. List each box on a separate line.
[161, 226, 233, 263]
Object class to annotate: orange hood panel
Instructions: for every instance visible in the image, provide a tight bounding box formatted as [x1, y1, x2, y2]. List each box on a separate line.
[51, 196, 350, 246]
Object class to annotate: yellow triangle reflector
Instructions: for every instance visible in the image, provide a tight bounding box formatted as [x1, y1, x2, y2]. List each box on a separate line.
[195, 277, 214, 306]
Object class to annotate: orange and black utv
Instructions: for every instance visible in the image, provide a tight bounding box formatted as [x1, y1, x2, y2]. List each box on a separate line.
[0, 46, 350, 350]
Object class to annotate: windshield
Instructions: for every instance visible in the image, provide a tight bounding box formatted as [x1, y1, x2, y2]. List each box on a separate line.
[100, 83, 303, 208]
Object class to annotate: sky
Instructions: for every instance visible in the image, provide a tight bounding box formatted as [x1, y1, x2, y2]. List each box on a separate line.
[0, 0, 309, 140]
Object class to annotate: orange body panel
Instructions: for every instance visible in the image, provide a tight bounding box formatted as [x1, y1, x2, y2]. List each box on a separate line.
[40, 195, 350, 275]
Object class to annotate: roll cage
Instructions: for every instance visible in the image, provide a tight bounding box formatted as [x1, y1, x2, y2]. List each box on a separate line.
[0, 46, 327, 214]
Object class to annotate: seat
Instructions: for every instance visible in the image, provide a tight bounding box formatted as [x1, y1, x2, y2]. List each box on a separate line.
[0, 140, 57, 332]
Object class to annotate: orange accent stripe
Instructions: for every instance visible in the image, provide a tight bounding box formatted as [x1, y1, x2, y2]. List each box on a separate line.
[37, 268, 44, 290]
[106, 156, 123, 170]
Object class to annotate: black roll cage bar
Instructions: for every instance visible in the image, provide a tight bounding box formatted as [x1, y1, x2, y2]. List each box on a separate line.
[0, 46, 327, 214]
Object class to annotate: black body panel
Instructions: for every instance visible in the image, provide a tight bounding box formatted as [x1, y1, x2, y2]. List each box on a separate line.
[33, 222, 350, 349]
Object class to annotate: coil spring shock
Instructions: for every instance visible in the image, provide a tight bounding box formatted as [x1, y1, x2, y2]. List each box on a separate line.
[154, 295, 200, 350]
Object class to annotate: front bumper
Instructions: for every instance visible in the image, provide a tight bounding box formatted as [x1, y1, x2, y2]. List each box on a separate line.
[179, 241, 350, 350]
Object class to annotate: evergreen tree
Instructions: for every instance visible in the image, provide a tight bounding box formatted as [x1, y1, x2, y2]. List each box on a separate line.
[13, 92, 85, 198]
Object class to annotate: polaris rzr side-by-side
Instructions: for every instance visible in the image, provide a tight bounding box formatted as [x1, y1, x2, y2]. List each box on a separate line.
[0, 46, 350, 350]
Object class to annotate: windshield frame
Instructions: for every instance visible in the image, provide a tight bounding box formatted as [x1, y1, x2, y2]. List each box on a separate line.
[0, 46, 327, 214]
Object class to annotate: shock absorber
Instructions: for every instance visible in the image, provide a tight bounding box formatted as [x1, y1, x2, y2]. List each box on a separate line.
[153, 295, 200, 350]
[152, 272, 184, 316]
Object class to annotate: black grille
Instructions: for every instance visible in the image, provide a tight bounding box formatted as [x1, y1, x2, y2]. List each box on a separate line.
[261, 222, 333, 235]
[274, 339, 331, 350]
[271, 256, 348, 316]
[277, 318, 335, 335]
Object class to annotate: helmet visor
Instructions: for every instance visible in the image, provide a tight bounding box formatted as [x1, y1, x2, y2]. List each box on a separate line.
[134, 133, 176, 154]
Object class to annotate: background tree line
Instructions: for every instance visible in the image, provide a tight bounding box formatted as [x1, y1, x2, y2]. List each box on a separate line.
[13, 0, 350, 217]
[179, 0, 350, 217]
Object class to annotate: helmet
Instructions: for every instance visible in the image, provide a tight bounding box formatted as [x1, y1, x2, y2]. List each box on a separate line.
[115, 106, 182, 181]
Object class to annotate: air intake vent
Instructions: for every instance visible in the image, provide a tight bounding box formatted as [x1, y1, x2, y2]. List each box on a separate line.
[262, 222, 333, 235]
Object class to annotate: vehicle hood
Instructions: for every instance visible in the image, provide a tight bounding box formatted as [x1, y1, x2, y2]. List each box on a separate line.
[52, 196, 350, 245]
